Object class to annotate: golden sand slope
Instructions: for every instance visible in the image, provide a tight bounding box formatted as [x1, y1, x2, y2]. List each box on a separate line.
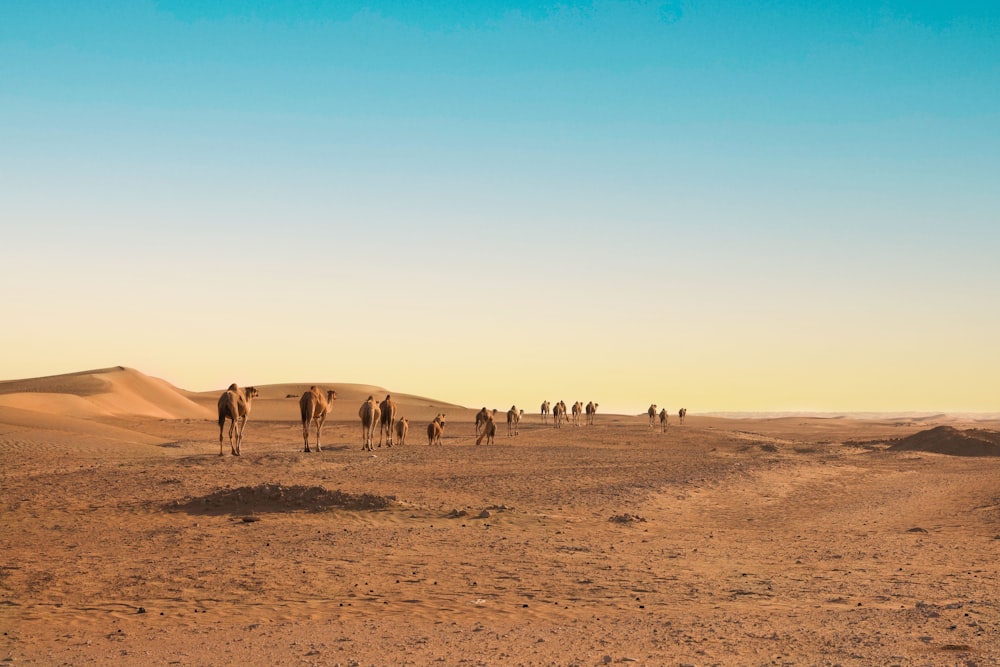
[0, 367, 212, 420]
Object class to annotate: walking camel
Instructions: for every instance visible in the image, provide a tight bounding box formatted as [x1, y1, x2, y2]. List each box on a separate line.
[648, 404, 658, 428]
[659, 408, 668, 432]
[359, 396, 381, 451]
[299, 386, 337, 453]
[475, 407, 491, 436]
[553, 400, 567, 428]
[394, 417, 409, 446]
[379, 394, 398, 447]
[585, 401, 598, 426]
[506, 405, 520, 437]
[540, 400, 550, 424]
[427, 414, 447, 445]
[476, 413, 496, 445]
[678, 407, 687, 425]
[571, 401, 583, 427]
[217, 384, 258, 456]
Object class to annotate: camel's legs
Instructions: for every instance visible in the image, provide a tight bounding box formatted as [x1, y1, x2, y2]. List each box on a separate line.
[235, 416, 248, 455]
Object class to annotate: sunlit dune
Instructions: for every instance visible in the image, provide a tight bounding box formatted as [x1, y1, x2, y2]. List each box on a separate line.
[0, 366, 211, 420]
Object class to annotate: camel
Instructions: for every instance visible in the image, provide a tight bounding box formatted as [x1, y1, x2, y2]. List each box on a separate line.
[427, 414, 446, 446]
[475, 407, 491, 436]
[540, 400, 551, 424]
[359, 396, 380, 451]
[553, 400, 567, 428]
[394, 417, 409, 446]
[659, 408, 668, 432]
[585, 401, 598, 426]
[299, 386, 337, 453]
[571, 401, 584, 427]
[217, 384, 258, 456]
[648, 404, 657, 428]
[678, 407, 687, 425]
[379, 394, 398, 447]
[476, 413, 496, 445]
[506, 405, 520, 437]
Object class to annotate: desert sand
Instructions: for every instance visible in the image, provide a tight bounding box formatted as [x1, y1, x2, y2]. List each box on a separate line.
[1, 367, 998, 666]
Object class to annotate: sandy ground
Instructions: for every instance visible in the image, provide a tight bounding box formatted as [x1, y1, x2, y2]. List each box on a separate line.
[1, 369, 999, 666]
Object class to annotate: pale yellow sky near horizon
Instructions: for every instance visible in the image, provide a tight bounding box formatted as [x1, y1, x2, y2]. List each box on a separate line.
[1, 299, 995, 416]
[3, 216, 997, 415]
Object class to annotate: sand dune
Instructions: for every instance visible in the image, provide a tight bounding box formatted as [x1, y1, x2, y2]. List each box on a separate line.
[890, 425, 1000, 456]
[0, 404, 168, 447]
[0, 366, 212, 420]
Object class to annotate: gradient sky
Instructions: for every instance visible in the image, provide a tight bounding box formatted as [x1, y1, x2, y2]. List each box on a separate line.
[1, 1, 998, 414]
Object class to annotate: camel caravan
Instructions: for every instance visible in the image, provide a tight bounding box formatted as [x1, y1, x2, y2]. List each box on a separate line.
[216, 383, 687, 453]
[648, 404, 688, 432]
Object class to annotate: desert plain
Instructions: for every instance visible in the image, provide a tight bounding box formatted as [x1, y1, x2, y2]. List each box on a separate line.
[1, 367, 998, 666]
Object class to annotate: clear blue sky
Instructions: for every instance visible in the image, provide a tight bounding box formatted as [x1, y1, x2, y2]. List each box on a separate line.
[1, 1, 998, 413]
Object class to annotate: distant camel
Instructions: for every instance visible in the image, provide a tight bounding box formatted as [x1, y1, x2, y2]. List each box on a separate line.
[506, 405, 520, 437]
[475, 407, 491, 436]
[427, 414, 446, 446]
[476, 413, 496, 445]
[359, 396, 380, 451]
[540, 400, 551, 424]
[659, 408, 668, 432]
[299, 386, 338, 453]
[379, 394, 398, 447]
[585, 401, 598, 426]
[648, 404, 657, 428]
[553, 400, 567, 428]
[217, 384, 258, 456]
[678, 408, 687, 425]
[394, 417, 409, 446]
